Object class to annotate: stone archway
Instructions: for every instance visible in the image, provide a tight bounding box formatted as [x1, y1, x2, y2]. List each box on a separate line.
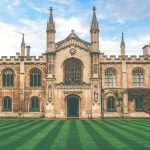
[66, 95, 79, 117]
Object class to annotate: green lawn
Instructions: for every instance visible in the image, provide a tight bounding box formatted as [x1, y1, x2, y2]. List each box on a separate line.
[0, 119, 150, 150]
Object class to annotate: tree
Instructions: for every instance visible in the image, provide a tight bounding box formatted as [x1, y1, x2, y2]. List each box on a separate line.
[112, 89, 124, 116]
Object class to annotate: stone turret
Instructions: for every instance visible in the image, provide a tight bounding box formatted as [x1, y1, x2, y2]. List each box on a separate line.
[90, 6, 99, 52]
[120, 33, 125, 55]
[142, 44, 150, 55]
[21, 34, 25, 56]
[46, 7, 56, 52]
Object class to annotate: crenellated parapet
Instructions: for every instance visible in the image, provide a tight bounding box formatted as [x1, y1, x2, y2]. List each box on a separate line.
[0, 54, 47, 63]
[99, 53, 150, 64]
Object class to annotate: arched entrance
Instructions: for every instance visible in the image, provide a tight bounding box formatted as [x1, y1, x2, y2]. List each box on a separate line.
[66, 95, 79, 117]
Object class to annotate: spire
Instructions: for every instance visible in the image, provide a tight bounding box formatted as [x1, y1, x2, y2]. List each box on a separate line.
[47, 7, 56, 52]
[90, 6, 99, 31]
[120, 33, 125, 55]
[120, 32, 125, 47]
[90, 7, 99, 52]
[21, 34, 25, 56]
[21, 33, 25, 48]
[47, 6, 55, 30]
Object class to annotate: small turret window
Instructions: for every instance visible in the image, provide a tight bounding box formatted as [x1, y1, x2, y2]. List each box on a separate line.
[2, 68, 14, 87]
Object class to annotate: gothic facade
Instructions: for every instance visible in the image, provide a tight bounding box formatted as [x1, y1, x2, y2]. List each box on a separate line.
[0, 7, 149, 118]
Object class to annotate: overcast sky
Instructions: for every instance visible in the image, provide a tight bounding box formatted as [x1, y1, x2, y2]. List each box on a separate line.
[0, 0, 149, 56]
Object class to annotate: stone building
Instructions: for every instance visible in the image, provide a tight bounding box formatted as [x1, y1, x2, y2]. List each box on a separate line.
[0, 7, 149, 118]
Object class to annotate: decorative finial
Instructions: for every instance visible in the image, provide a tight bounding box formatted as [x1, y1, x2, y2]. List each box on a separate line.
[93, 6, 96, 11]
[71, 29, 74, 33]
[121, 32, 125, 47]
[21, 33, 25, 48]
[49, 7, 53, 13]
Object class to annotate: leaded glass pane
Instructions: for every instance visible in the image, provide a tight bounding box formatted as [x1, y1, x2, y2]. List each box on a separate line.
[133, 67, 144, 87]
[105, 68, 116, 87]
[30, 96, 40, 112]
[64, 58, 83, 85]
[30, 68, 41, 87]
[107, 96, 115, 112]
[3, 96, 12, 111]
[2, 68, 14, 87]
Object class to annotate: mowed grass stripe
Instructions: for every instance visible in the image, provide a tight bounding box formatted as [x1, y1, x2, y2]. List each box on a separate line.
[0, 120, 37, 140]
[76, 120, 99, 150]
[103, 120, 150, 149]
[49, 120, 70, 150]
[93, 120, 142, 150]
[0, 119, 30, 131]
[65, 120, 82, 150]
[82, 120, 115, 150]
[0, 119, 18, 125]
[17, 120, 62, 150]
[124, 119, 150, 128]
[86, 120, 130, 150]
[2, 121, 51, 150]
[110, 120, 150, 139]
[0, 119, 26, 127]
[115, 120, 150, 132]
[0, 120, 41, 145]
[33, 120, 65, 150]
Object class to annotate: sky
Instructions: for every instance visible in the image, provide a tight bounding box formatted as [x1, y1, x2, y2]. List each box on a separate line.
[0, 0, 149, 56]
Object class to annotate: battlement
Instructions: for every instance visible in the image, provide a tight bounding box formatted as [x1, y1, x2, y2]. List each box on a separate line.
[0, 54, 46, 63]
[99, 54, 150, 63]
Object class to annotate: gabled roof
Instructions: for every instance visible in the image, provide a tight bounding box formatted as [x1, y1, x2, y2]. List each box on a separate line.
[56, 30, 90, 51]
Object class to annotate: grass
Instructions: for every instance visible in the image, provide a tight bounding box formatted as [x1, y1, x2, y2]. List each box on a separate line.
[0, 119, 150, 150]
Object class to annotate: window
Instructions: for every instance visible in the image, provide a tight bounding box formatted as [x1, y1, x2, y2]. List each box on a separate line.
[30, 96, 40, 112]
[133, 67, 144, 87]
[135, 97, 143, 112]
[2, 68, 14, 87]
[107, 96, 115, 112]
[30, 68, 41, 87]
[3, 96, 12, 111]
[105, 68, 116, 87]
[64, 58, 83, 85]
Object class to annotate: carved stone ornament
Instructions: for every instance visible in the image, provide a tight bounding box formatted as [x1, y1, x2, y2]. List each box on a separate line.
[70, 48, 76, 55]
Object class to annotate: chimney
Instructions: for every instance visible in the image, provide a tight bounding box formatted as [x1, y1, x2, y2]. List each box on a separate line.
[142, 44, 150, 55]
[16, 52, 20, 59]
[26, 46, 30, 57]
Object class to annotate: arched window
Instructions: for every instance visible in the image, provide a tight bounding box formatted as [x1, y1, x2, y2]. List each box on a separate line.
[105, 68, 116, 87]
[2, 68, 14, 87]
[3, 96, 12, 111]
[63, 58, 83, 85]
[135, 97, 143, 112]
[30, 68, 41, 87]
[30, 96, 40, 112]
[107, 96, 115, 112]
[133, 67, 144, 87]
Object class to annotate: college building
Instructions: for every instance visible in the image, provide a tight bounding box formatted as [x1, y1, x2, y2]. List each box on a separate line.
[0, 7, 149, 118]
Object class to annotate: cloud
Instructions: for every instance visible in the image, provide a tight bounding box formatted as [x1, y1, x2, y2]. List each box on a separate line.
[0, 0, 149, 57]
[101, 35, 149, 56]
[49, 0, 74, 5]
[95, 0, 150, 22]
[0, 22, 20, 56]
[55, 17, 89, 41]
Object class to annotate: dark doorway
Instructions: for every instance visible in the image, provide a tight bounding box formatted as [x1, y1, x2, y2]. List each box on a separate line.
[67, 95, 79, 117]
